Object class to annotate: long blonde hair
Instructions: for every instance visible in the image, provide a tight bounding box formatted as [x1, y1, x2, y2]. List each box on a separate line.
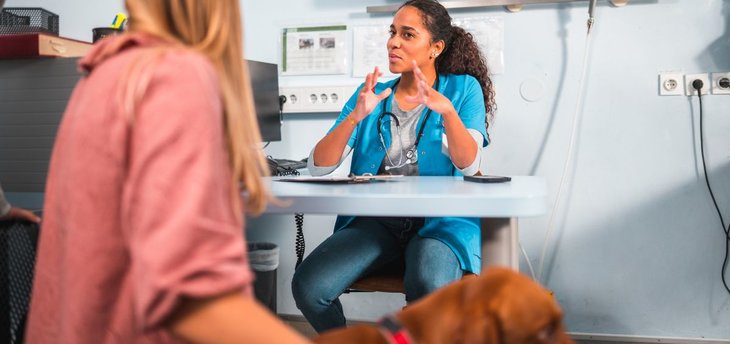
[123, 0, 269, 215]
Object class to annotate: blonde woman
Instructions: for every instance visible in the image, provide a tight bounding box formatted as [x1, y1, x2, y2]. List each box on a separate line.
[25, 1, 309, 343]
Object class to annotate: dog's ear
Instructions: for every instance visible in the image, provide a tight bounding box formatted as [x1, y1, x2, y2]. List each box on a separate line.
[486, 269, 574, 344]
[454, 272, 507, 344]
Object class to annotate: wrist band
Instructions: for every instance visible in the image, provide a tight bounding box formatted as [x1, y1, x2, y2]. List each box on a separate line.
[347, 116, 357, 127]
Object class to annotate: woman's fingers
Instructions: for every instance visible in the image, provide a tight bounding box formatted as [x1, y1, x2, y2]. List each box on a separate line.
[363, 66, 385, 95]
[364, 72, 374, 93]
[377, 87, 392, 101]
[371, 67, 383, 92]
[411, 60, 427, 82]
[409, 79, 429, 102]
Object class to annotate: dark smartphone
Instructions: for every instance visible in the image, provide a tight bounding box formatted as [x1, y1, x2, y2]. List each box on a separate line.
[463, 175, 512, 183]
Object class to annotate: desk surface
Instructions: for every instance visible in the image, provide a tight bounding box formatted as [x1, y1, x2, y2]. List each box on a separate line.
[265, 176, 547, 218]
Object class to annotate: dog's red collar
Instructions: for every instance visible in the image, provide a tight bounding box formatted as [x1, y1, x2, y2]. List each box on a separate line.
[378, 315, 413, 344]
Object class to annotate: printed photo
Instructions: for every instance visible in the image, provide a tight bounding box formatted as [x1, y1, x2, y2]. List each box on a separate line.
[320, 37, 336, 49]
[299, 38, 314, 49]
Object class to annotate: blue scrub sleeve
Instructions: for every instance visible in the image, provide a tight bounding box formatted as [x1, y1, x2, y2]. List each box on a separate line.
[458, 77, 489, 147]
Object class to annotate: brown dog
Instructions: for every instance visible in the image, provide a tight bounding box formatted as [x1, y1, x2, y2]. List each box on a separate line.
[314, 267, 573, 344]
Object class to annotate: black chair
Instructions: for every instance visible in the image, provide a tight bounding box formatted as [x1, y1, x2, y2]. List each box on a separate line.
[0, 219, 40, 344]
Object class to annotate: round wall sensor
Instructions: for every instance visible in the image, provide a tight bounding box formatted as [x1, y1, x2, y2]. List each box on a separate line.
[609, 0, 629, 7]
[520, 79, 546, 102]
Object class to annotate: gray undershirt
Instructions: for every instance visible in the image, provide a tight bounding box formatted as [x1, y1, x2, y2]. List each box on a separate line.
[378, 98, 425, 176]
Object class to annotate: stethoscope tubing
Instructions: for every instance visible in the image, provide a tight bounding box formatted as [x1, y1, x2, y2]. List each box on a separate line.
[376, 76, 440, 153]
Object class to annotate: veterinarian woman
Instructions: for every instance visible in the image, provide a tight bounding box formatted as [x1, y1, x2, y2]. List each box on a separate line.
[292, 0, 496, 333]
[25, 1, 309, 343]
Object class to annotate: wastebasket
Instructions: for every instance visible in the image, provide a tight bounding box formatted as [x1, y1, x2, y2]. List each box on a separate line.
[247, 242, 278, 313]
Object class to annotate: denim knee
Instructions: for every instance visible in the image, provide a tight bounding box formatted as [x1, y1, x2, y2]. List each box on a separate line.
[291, 267, 322, 309]
[404, 237, 463, 302]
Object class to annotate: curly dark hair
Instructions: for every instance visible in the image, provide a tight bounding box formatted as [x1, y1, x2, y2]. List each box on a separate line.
[399, 0, 496, 131]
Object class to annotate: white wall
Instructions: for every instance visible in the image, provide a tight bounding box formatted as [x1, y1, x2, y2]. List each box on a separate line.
[246, 1, 730, 340]
[6, 0, 730, 340]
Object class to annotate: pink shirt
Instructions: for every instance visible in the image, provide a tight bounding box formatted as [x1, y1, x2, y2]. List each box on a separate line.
[26, 33, 254, 343]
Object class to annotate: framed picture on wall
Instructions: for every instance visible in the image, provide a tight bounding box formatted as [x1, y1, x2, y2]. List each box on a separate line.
[280, 25, 348, 76]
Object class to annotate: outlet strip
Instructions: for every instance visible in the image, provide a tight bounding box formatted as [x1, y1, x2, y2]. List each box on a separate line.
[279, 85, 358, 113]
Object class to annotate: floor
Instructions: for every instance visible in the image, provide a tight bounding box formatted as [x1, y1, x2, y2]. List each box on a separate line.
[280, 314, 645, 344]
[282, 314, 375, 339]
[281, 314, 318, 339]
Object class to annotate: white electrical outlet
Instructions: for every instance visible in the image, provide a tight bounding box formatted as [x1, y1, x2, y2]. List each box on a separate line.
[658, 72, 684, 96]
[711, 72, 730, 95]
[685, 73, 709, 96]
[279, 86, 357, 113]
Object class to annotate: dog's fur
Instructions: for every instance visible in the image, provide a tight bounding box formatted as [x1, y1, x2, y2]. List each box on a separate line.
[314, 267, 573, 344]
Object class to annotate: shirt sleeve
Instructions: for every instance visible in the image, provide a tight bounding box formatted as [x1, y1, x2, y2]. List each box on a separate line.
[441, 129, 484, 176]
[459, 76, 489, 148]
[441, 129, 483, 176]
[0, 184, 10, 217]
[307, 145, 352, 176]
[121, 51, 253, 331]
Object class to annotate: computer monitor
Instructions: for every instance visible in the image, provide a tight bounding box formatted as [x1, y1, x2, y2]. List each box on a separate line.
[0, 59, 283, 193]
[246, 59, 282, 142]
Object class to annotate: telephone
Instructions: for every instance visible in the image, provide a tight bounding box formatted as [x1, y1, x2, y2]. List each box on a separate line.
[266, 156, 307, 176]
[266, 156, 308, 268]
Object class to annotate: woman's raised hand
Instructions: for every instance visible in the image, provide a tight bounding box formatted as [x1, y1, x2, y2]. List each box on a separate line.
[351, 67, 392, 122]
[404, 60, 455, 117]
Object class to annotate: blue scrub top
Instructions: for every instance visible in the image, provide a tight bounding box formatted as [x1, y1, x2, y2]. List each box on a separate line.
[329, 73, 489, 273]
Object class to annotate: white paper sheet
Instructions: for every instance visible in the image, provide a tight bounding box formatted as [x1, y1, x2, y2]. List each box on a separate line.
[281, 25, 348, 75]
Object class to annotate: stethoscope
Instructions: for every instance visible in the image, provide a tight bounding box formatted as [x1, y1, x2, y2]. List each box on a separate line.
[376, 76, 440, 170]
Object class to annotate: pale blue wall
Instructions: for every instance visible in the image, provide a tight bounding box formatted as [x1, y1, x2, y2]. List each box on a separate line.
[5, 0, 730, 340]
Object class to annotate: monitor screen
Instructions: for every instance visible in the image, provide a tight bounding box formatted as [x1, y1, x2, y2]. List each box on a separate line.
[0, 59, 283, 193]
[247, 59, 282, 142]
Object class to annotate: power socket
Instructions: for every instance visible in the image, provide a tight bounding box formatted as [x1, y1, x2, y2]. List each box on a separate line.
[711, 72, 730, 95]
[685, 73, 709, 96]
[658, 72, 684, 96]
[279, 86, 357, 113]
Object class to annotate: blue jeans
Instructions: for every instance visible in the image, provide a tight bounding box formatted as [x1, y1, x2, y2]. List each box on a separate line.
[291, 216, 463, 333]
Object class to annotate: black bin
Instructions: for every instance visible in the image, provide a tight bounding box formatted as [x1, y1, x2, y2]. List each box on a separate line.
[247, 242, 278, 313]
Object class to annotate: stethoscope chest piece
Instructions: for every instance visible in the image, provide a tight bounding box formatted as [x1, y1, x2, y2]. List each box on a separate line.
[405, 148, 418, 163]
